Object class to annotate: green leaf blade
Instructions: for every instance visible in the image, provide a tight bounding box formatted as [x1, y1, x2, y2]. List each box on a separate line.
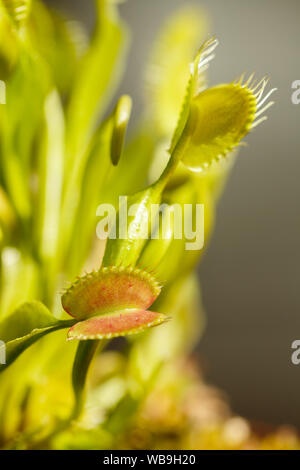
[0, 301, 74, 371]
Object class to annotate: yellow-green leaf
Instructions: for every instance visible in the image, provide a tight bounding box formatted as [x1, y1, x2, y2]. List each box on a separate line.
[145, 5, 209, 137]
[0, 301, 74, 371]
[169, 37, 218, 156]
[110, 94, 132, 166]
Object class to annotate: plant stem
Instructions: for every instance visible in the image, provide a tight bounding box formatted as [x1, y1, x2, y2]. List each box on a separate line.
[71, 339, 106, 420]
[153, 131, 190, 193]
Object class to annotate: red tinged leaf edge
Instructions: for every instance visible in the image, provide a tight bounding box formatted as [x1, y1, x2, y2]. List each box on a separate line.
[67, 309, 169, 340]
[62, 266, 162, 320]
[62, 266, 168, 341]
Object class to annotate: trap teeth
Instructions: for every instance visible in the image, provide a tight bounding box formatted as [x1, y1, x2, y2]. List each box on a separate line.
[180, 82, 262, 171]
[67, 309, 168, 340]
[62, 266, 161, 320]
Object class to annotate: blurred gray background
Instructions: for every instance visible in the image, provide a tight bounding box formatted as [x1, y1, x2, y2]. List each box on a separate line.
[47, 0, 300, 427]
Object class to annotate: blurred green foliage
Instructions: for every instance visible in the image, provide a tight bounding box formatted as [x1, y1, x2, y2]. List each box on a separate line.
[0, 0, 276, 449]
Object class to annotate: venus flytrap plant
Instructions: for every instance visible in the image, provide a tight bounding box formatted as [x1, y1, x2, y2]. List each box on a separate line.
[0, 0, 276, 449]
[61, 38, 276, 436]
[157, 39, 276, 184]
[101, 41, 218, 270]
[94, 41, 277, 436]
[59, 0, 129, 270]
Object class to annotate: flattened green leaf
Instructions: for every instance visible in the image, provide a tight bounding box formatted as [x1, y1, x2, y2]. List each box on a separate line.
[0, 300, 54, 342]
[0, 2, 19, 77]
[3, 0, 31, 26]
[0, 301, 74, 371]
[60, 2, 129, 265]
[37, 90, 64, 266]
[0, 53, 48, 221]
[67, 309, 168, 340]
[65, 0, 129, 169]
[28, 1, 83, 93]
[110, 94, 132, 166]
[167, 39, 276, 172]
[0, 186, 16, 235]
[0, 249, 39, 317]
